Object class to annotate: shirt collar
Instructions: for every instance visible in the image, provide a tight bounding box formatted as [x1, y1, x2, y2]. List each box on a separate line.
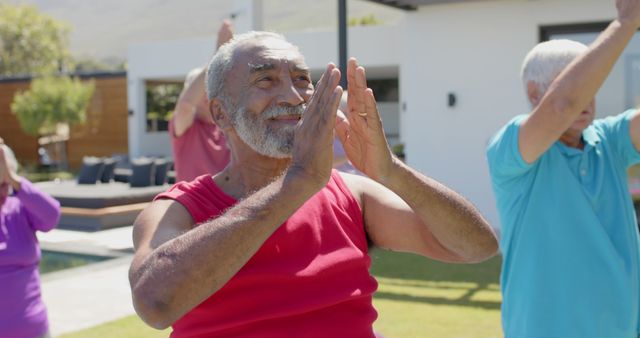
[555, 125, 600, 155]
[582, 126, 601, 147]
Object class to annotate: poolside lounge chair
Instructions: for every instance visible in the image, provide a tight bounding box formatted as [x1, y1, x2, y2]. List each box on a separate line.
[77, 157, 105, 185]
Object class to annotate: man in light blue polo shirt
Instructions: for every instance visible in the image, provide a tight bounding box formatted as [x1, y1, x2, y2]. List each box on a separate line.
[487, 1, 640, 337]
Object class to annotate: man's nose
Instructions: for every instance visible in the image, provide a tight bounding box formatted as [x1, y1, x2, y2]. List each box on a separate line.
[276, 77, 304, 107]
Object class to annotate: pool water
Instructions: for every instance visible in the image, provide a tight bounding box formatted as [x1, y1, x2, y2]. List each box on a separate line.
[40, 250, 112, 274]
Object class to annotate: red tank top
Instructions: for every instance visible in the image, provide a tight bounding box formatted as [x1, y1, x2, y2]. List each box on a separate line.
[156, 170, 378, 338]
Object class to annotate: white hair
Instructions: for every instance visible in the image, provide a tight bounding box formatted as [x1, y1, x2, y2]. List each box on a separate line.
[2, 144, 18, 172]
[521, 39, 588, 96]
[205, 31, 291, 106]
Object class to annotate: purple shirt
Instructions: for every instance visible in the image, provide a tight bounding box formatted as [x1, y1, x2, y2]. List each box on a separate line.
[0, 178, 60, 338]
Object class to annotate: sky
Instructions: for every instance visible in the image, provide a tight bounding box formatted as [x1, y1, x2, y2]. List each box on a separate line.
[3, 0, 404, 61]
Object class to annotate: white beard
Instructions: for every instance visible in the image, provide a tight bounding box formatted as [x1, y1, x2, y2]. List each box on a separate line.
[231, 104, 305, 159]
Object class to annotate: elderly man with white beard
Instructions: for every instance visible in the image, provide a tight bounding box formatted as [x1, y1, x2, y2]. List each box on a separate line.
[129, 31, 498, 338]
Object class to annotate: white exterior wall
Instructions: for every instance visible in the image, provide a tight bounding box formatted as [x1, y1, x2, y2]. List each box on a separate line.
[127, 37, 219, 158]
[401, 0, 616, 228]
[285, 25, 401, 79]
[127, 0, 625, 231]
[127, 25, 401, 158]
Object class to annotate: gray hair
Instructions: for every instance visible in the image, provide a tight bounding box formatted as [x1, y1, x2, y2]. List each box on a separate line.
[521, 39, 588, 97]
[1, 144, 18, 172]
[205, 31, 291, 106]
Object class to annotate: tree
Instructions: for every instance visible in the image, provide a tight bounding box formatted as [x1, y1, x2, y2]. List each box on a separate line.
[11, 76, 95, 136]
[0, 4, 72, 77]
[73, 56, 128, 73]
[11, 76, 95, 169]
[145, 82, 182, 132]
[348, 13, 382, 27]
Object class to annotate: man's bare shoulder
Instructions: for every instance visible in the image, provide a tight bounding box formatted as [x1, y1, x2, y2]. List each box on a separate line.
[337, 171, 372, 206]
[133, 199, 194, 249]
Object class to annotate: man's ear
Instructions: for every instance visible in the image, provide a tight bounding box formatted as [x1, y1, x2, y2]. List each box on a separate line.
[527, 81, 541, 107]
[210, 98, 232, 129]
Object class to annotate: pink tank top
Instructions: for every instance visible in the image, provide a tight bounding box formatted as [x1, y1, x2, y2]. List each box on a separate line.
[156, 170, 378, 338]
[170, 118, 230, 182]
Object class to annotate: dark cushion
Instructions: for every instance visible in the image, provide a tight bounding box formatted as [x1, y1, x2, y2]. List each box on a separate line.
[167, 170, 176, 185]
[100, 158, 117, 183]
[111, 153, 130, 169]
[154, 159, 170, 186]
[77, 157, 105, 185]
[129, 158, 156, 188]
[113, 168, 132, 183]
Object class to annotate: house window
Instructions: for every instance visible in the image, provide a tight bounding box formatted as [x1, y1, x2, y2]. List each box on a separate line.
[367, 78, 399, 102]
[367, 78, 400, 147]
[145, 81, 183, 132]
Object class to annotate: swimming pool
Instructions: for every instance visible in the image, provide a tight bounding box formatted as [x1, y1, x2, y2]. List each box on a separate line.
[40, 250, 113, 274]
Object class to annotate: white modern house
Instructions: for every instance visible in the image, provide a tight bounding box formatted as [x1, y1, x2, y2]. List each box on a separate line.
[127, 0, 640, 228]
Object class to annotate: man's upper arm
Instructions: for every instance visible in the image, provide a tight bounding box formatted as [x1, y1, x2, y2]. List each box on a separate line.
[131, 199, 194, 269]
[341, 174, 464, 262]
[487, 116, 534, 181]
[518, 105, 573, 164]
[598, 109, 640, 168]
[171, 103, 197, 138]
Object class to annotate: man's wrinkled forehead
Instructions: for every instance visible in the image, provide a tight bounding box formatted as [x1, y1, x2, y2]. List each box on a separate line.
[233, 37, 308, 74]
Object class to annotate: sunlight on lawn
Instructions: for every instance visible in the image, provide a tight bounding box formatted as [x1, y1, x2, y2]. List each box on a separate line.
[371, 250, 503, 338]
[59, 251, 503, 338]
[58, 315, 168, 338]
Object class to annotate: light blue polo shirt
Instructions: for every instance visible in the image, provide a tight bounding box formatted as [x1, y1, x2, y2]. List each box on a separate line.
[487, 110, 640, 338]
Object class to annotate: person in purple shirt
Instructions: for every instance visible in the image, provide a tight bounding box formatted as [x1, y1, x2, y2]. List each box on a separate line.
[0, 138, 61, 338]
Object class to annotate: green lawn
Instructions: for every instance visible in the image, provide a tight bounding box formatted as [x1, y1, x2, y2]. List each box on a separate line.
[370, 250, 502, 338]
[22, 170, 74, 182]
[59, 315, 169, 338]
[60, 251, 503, 338]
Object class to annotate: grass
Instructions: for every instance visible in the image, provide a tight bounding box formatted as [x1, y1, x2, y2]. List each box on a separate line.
[40, 250, 111, 274]
[22, 170, 74, 182]
[58, 315, 169, 338]
[370, 250, 502, 338]
[59, 251, 503, 338]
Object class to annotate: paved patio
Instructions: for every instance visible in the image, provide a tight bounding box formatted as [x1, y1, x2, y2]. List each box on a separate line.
[38, 226, 139, 336]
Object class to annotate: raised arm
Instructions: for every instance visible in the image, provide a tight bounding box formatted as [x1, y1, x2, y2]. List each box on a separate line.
[0, 142, 59, 232]
[336, 58, 497, 263]
[172, 69, 206, 137]
[15, 179, 60, 232]
[172, 20, 234, 137]
[129, 65, 343, 329]
[520, 0, 640, 163]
